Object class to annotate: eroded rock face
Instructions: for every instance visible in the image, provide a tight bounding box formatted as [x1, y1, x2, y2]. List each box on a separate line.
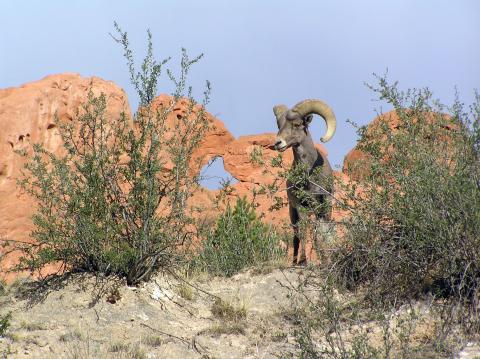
[187, 134, 296, 230]
[0, 74, 237, 281]
[223, 134, 328, 184]
[343, 110, 455, 180]
[0, 72, 343, 279]
[148, 94, 234, 173]
[0, 74, 132, 278]
[0, 73, 131, 185]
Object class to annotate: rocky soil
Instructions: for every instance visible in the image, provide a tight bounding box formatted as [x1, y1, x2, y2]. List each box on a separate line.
[1, 267, 479, 359]
[0, 267, 304, 358]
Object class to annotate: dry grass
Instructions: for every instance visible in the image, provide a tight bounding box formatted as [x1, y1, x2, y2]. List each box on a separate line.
[141, 334, 164, 347]
[177, 283, 195, 301]
[210, 298, 247, 321]
[5, 332, 23, 342]
[204, 322, 246, 337]
[249, 258, 289, 276]
[65, 337, 147, 359]
[19, 320, 46, 331]
[109, 341, 130, 353]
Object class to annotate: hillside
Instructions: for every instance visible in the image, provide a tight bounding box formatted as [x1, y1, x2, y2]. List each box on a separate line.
[1, 268, 480, 358]
[1, 72, 479, 358]
[0, 268, 302, 358]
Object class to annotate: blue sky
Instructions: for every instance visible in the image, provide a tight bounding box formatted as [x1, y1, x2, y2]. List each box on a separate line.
[1, 1, 479, 186]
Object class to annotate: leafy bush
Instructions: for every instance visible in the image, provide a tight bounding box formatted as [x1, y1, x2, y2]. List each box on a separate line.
[194, 197, 285, 276]
[289, 270, 429, 359]
[11, 24, 211, 285]
[336, 77, 480, 309]
[282, 77, 479, 358]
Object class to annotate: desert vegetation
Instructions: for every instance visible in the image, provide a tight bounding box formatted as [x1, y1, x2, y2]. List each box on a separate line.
[0, 24, 479, 358]
[283, 76, 480, 358]
[191, 196, 286, 277]
[8, 23, 214, 286]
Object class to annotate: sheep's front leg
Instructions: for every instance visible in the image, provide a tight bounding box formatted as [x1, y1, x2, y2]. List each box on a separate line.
[290, 205, 307, 265]
[313, 197, 334, 261]
[297, 212, 308, 265]
[289, 205, 301, 265]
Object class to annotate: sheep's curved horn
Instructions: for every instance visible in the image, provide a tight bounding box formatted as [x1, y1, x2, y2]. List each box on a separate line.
[291, 99, 336, 142]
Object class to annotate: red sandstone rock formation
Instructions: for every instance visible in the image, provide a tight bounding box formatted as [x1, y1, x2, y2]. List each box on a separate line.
[184, 134, 295, 231]
[223, 133, 327, 183]
[148, 94, 234, 173]
[219, 133, 328, 223]
[343, 110, 455, 180]
[0, 73, 343, 279]
[0, 74, 133, 281]
[0, 74, 234, 281]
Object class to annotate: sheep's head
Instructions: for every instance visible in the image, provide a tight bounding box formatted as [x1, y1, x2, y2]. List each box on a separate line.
[273, 99, 336, 152]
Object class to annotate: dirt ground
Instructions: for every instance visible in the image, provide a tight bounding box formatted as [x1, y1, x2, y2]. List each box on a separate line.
[0, 267, 303, 358]
[0, 267, 479, 359]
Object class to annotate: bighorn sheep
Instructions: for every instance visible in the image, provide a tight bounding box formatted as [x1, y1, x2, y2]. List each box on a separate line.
[272, 99, 336, 264]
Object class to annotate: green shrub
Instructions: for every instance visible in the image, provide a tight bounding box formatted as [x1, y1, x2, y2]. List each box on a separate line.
[0, 312, 11, 337]
[11, 24, 211, 285]
[336, 77, 480, 309]
[194, 197, 285, 276]
[283, 76, 479, 358]
[0, 280, 6, 296]
[289, 270, 426, 359]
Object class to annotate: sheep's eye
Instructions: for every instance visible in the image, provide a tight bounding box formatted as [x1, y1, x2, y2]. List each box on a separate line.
[293, 123, 302, 128]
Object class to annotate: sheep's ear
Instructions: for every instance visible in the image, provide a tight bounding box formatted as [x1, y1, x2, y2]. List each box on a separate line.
[273, 105, 288, 129]
[304, 114, 313, 125]
[273, 105, 288, 119]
